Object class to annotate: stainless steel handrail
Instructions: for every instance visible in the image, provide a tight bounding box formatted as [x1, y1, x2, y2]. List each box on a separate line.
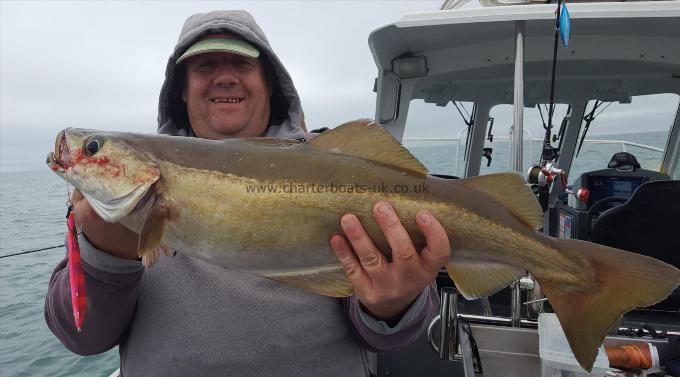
[427, 287, 463, 361]
[459, 313, 680, 337]
[379, 72, 401, 124]
[460, 313, 539, 328]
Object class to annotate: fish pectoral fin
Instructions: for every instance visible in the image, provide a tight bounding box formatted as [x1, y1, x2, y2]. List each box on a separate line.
[138, 197, 171, 268]
[539, 238, 680, 372]
[237, 137, 302, 146]
[141, 245, 172, 269]
[306, 119, 428, 177]
[459, 173, 543, 230]
[445, 259, 525, 299]
[259, 265, 354, 297]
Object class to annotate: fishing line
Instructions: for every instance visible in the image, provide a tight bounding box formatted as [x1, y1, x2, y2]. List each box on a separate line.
[0, 184, 79, 259]
[0, 244, 65, 258]
[452, 101, 472, 124]
[537, 105, 547, 130]
[593, 101, 613, 118]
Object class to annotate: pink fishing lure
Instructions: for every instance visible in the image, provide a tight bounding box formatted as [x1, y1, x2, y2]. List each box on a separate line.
[66, 208, 86, 332]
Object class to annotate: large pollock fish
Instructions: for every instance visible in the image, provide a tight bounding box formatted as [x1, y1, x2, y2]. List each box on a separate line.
[46, 120, 679, 371]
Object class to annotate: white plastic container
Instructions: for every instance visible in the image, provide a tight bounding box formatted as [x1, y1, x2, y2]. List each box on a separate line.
[538, 313, 609, 376]
[541, 359, 606, 377]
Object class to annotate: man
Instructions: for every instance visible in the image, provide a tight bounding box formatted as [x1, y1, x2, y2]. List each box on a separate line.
[45, 10, 451, 376]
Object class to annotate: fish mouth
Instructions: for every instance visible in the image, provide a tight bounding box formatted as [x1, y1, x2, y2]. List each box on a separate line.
[46, 130, 68, 172]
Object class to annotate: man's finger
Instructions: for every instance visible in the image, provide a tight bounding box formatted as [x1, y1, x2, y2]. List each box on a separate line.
[416, 210, 451, 274]
[373, 202, 419, 266]
[330, 234, 372, 293]
[339, 214, 386, 272]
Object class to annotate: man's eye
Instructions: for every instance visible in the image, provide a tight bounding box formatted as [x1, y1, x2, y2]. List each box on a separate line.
[195, 61, 216, 71]
[234, 58, 255, 67]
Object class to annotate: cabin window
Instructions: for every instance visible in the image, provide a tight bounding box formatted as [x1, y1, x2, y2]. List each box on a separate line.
[672, 153, 680, 180]
[402, 99, 471, 177]
[568, 93, 679, 183]
[479, 103, 571, 176]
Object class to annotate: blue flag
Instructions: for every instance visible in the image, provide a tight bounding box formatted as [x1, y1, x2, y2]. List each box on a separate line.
[559, 2, 571, 48]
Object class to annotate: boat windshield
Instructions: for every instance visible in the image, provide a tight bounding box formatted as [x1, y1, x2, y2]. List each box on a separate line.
[567, 93, 679, 183]
[402, 101, 572, 177]
[673, 153, 680, 180]
[480, 103, 571, 176]
[401, 93, 678, 181]
[402, 100, 473, 178]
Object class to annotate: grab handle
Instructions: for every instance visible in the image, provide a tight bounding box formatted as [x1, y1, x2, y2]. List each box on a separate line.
[427, 287, 462, 361]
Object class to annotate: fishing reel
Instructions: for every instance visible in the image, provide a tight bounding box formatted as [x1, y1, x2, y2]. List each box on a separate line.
[526, 162, 567, 191]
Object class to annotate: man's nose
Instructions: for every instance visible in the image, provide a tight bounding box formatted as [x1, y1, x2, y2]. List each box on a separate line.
[213, 63, 239, 86]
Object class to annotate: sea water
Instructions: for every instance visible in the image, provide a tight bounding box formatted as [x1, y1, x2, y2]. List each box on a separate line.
[0, 131, 669, 377]
[0, 171, 118, 377]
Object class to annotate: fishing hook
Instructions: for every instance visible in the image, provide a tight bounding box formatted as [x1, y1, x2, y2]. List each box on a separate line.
[65, 183, 83, 236]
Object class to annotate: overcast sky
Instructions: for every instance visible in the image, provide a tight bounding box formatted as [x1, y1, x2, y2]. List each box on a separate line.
[1, 1, 678, 173]
[0, 0, 448, 172]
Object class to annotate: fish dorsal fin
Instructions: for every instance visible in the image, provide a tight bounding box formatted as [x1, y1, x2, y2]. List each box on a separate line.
[459, 172, 543, 229]
[308, 119, 428, 177]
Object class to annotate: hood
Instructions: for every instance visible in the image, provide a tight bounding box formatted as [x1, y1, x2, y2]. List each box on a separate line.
[157, 10, 305, 140]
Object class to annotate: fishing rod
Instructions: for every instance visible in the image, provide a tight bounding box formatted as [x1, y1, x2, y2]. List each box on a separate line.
[541, 0, 563, 166]
[0, 244, 65, 258]
[529, 0, 571, 213]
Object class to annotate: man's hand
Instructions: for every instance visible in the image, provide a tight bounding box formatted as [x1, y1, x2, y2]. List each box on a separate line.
[330, 201, 450, 323]
[70, 189, 139, 260]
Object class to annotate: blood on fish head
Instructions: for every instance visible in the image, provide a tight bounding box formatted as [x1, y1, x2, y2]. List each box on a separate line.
[47, 128, 161, 220]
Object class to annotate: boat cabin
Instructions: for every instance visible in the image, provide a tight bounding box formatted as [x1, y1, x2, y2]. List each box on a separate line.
[369, 1, 679, 375]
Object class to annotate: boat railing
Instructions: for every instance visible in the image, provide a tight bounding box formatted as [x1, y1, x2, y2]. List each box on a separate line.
[579, 139, 664, 153]
[402, 137, 663, 176]
[402, 137, 663, 153]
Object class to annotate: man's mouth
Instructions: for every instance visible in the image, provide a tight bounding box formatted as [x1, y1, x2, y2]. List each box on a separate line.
[210, 97, 244, 103]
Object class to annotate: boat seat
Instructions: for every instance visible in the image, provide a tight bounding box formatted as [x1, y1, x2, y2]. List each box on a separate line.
[590, 180, 680, 310]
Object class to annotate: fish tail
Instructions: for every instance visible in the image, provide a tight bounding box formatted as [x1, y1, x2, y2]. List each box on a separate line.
[538, 238, 679, 372]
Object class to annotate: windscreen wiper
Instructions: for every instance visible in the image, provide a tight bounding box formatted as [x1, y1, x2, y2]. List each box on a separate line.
[537, 104, 564, 163]
[453, 101, 477, 160]
[576, 100, 612, 157]
[554, 105, 571, 145]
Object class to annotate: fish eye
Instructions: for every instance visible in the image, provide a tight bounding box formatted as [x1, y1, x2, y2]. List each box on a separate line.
[84, 135, 106, 156]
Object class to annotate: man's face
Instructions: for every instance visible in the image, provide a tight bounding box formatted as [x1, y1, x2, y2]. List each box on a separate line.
[183, 48, 271, 140]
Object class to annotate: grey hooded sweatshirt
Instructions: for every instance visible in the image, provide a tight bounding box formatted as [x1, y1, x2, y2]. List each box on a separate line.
[45, 10, 439, 377]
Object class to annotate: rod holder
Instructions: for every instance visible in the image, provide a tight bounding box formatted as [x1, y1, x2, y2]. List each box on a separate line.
[427, 287, 462, 361]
